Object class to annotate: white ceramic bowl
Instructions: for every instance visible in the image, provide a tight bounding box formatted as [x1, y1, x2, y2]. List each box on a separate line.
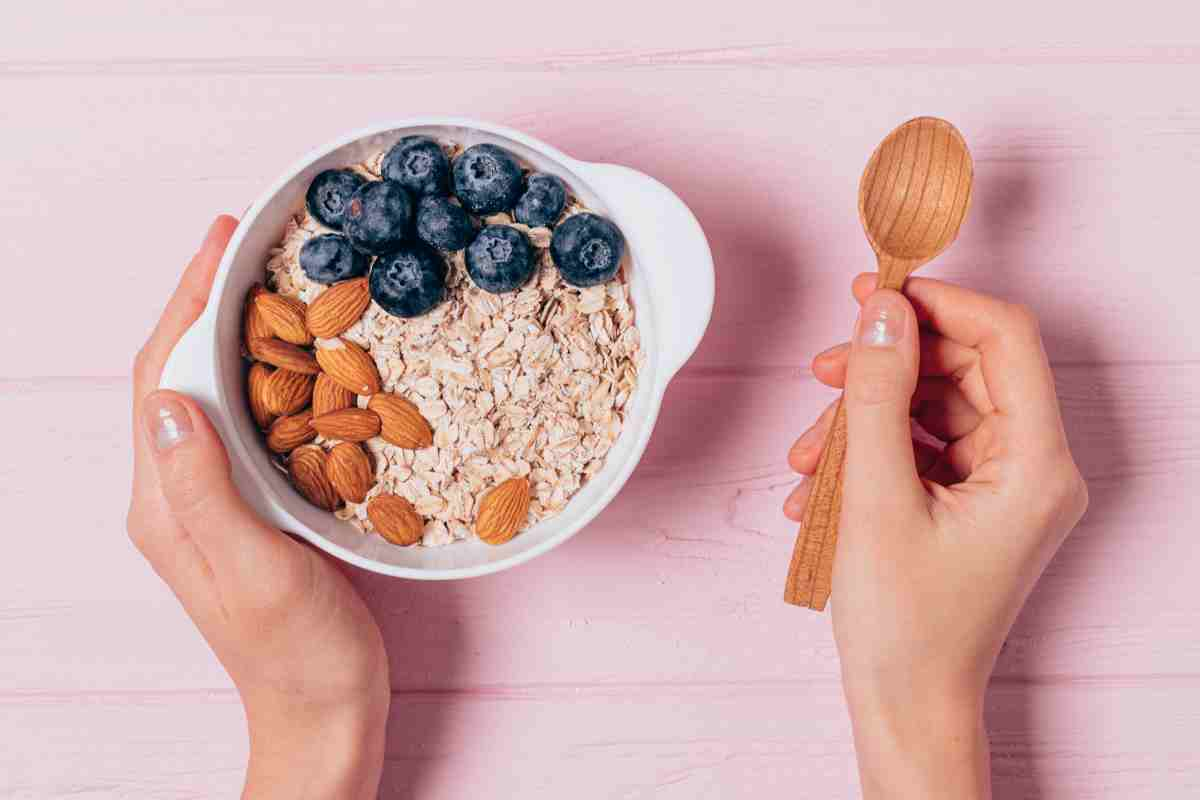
[160, 118, 713, 579]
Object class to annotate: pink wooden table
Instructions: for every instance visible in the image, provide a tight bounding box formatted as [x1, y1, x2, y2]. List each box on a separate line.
[4, 2, 1200, 796]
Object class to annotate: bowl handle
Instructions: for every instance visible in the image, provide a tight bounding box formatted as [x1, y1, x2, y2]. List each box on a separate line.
[158, 307, 298, 533]
[572, 163, 714, 386]
[159, 308, 222, 422]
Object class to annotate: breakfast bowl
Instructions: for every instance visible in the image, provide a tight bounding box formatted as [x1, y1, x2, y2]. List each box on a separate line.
[160, 118, 713, 579]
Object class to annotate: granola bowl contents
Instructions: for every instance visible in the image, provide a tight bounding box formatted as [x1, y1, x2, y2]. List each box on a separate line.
[160, 119, 713, 579]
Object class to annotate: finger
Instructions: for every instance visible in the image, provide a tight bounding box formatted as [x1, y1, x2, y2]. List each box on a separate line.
[133, 215, 238, 399]
[788, 436, 940, 522]
[921, 458, 964, 488]
[139, 390, 293, 591]
[842, 290, 927, 514]
[816, 334, 994, 424]
[913, 440, 942, 476]
[788, 399, 839, 474]
[853, 273, 1064, 448]
[851, 273, 881, 306]
[814, 332, 979, 386]
[913, 429, 973, 485]
[940, 423, 993, 482]
[812, 343, 850, 387]
[783, 478, 813, 522]
[816, 347, 984, 442]
[910, 377, 983, 442]
[131, 217, 240, 579]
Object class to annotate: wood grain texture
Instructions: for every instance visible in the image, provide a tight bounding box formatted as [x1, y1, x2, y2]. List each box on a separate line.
[1, 1, 1198, 63]
[5, 2, 1200, 795]
[784, 398, 848, 610]
[2, 65, 1200, 375]
[4, 683, 1199, 799]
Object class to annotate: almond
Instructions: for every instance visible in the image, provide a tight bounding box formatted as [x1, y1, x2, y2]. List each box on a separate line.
[312, 408, 381, 442]
[367, 393, 433, 449]
[314, 337, 382, 395]
[243, 284, 274, 351]
[246, 362, 276, 430]
[475, 477, 531, 545]
[262, 369, 315, 416]
[256, 292, 313, 346]
[312, 373, 356, 417]
[367, 494, 424, 546]
[289, 445, 340, 511]
[325, 442, 373, 504]
[267, 410, 316, 453]
[307, 278, 370, 339]
[249, 337, 320, 374]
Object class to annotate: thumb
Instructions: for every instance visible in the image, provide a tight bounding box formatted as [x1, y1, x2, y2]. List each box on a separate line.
[140, 390, 287, 570]
[842, 289, 925, 510]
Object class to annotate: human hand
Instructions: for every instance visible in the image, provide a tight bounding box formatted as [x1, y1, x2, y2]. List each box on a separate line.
[126, 217, 390, 799]
[784, 274, 1088, 799]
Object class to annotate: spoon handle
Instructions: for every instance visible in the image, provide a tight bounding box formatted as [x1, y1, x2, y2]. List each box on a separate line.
[784, 397, 848, 610]
[784, 264, 909, 610]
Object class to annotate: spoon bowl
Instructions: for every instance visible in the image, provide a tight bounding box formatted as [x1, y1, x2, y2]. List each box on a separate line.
[859, 116, 974, 287]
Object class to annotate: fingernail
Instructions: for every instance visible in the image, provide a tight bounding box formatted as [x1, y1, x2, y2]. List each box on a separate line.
[143, 393, 194, 452]
[815, 342, 850, 362]
[856, 291, 907, 348]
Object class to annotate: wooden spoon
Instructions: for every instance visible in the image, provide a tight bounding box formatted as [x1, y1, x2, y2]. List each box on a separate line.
[784, 116, 974, 611]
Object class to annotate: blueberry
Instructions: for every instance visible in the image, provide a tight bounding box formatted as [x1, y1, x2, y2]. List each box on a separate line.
[465, 225, 535, 294]
[305, 169, 366, 230]
[298, 234, 371, 285]
[369, 242, 447, 318]
[343, 180, 413, 255]
[550, 213, 625, 287]
[452, 144, 523, 214]
[513, 173, 567, 227]
[415, 196, 474, 251]
[382, 136, 450, 197]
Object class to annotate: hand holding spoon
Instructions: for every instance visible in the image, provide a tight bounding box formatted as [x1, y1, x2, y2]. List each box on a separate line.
[784, 116, 974, 611]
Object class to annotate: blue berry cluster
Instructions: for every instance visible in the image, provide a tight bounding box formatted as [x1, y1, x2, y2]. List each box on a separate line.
[300, 137, 626, 319]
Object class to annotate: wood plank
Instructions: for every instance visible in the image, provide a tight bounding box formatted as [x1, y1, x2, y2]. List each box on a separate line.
[3, 681, 1197, 799]
[2, 2, 1197, 63]
[2, 364, 1197, 693]
[6, 5, 1196, 794]
[2, 65, 1200, 376]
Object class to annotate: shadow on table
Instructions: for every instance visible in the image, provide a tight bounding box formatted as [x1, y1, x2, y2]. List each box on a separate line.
[971, 140, 1131, 800]
[347, 571, 469, 798]
[624, 169, 816, 474]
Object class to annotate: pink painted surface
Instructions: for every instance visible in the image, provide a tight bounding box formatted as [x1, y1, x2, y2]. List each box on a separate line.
[3, 2, 1200, 797]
